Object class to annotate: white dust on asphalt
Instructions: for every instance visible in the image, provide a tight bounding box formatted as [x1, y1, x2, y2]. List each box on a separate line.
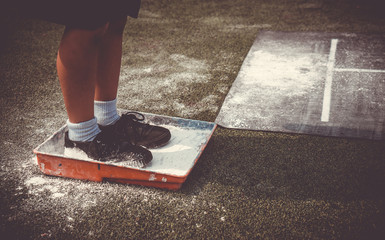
[118, 53, 219, 117]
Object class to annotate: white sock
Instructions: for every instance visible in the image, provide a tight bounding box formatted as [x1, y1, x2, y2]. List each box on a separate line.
[67, 117, 101, 142]
[94, 99, 120, 126]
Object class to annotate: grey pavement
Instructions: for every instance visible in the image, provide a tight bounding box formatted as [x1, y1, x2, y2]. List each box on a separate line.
[1, 0, 385, 239]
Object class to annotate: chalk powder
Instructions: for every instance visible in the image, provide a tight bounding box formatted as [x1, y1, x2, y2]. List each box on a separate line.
[64, 125, 211, 176]
[216, 38, 328, 130]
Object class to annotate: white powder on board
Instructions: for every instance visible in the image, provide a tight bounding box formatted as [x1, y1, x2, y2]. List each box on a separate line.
[64, 147, 93, 161]
[62, 125, 212, 176]
[144, 125, 211, 176]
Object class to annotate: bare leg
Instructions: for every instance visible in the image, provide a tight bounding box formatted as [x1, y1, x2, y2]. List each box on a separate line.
[57, 25, 108, 123]
[94, 17, 127, 101]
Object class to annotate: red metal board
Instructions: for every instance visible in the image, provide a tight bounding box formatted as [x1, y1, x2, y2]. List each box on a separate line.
[33, 111, 216, 190]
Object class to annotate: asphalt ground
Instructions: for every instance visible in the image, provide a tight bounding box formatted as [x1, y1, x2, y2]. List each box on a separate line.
[1, 0, 385, 239]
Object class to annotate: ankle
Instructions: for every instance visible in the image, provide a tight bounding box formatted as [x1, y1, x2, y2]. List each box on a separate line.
[94, 99, 120, 126]
[67, 117, 101, 142]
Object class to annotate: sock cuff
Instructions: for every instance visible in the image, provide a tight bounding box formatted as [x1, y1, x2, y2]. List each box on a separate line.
[94, 98, 117, 105]
[94, 98, 120, 126]
[67, 117, 101, 142]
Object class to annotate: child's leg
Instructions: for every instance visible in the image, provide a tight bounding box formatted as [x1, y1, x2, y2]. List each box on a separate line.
[92, 17, 171, 148]
[94, 17, 127, 101]
[57, 21, 154, 164]
[57, 25, 108, 123]
[94, 17, 127, 126]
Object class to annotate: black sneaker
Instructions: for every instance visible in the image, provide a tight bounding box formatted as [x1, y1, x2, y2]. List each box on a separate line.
[64, 129, 152, 168]
[99, 112, 171, 148]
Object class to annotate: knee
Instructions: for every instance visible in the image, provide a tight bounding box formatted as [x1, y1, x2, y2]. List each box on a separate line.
[62, 23, 109, 46]
[107, 17, 127, 35]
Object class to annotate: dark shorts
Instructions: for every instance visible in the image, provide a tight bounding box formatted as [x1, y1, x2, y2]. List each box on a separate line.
[10, 0, 141, 30]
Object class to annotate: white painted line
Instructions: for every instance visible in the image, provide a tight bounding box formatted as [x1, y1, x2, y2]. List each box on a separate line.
[321, 39, 338, 122]
[334, 68, 385, 73]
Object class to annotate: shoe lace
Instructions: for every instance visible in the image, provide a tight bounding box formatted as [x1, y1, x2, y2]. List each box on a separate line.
[122, 112, 146, 122]
[117, 112, 154, 143]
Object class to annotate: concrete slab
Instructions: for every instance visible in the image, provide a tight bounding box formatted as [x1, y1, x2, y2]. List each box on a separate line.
[216, 31, 385, 140]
